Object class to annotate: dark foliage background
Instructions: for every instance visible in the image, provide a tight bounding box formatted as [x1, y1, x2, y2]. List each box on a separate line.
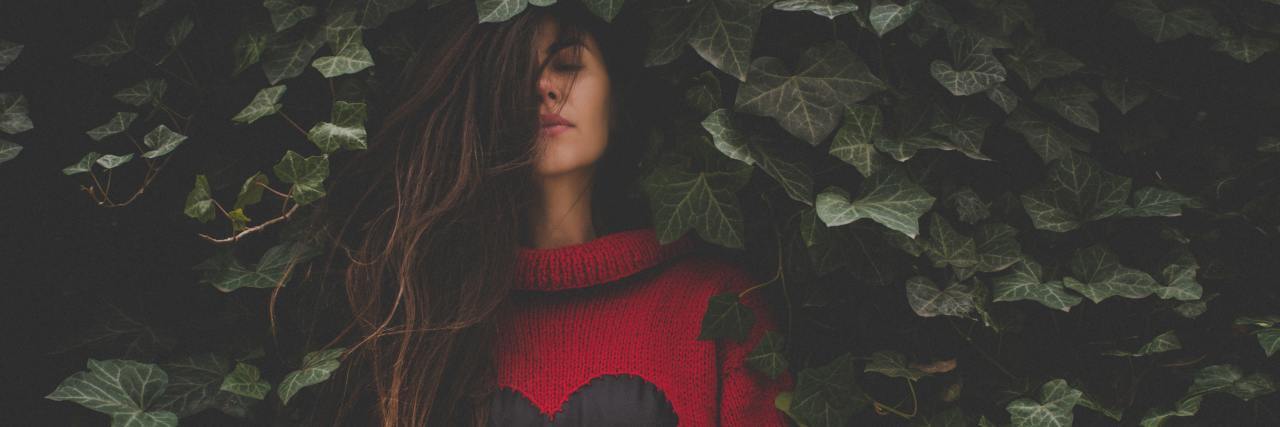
[3, 0, 1279, 426]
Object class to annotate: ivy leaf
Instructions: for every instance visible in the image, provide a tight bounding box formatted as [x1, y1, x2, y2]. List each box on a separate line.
[829, 103, 890, 177]
[165, 15, 194, 47]
[141, 124, 188, 159]
[1113, 0, 1222, 43]
[272, 150, 329, 205]
[0, 139, 20, 164]
[928, 102, 993, 161]
[790, 353, 870, 427]
[1002, 106, 1090, 163]
[234, 172, 270, 210]
[641, 151, 753, 248]
[278, 348, 346, 405]
[872, 97, 953, 161]
[358, 0, 418, 28]
[0, 39, 23, 71]
[231, 23, 272, 77]
[1019, 153, 1132, 232]
[46, 359, 176, 427]
[154, 353, 241, 418]
[745, 331, 788, 380]
[1002, 38, 1083, 90]
[1065, 244, 1159, 303]
[581, 0, 625, 22]
[773, 0, 860, 19]
[1102, 330, 1181, 357]
[1257, 329, 1280, 358]
[63, 152, 104, 175]
[1116, 187, 1195, 218]
[923, 213, 978, 270]
[1032, 80, 1100, 132]
[1139, 395, 1202, 427]
[701, 109, 813, 205]
[231, 85, 287, 124]
[72, 18, 136, 66]
[263, 0, 317, 32]
[948, 187, 990, 224]
[114, 78, 167, 107]
[906, 276, 977, 318]
[1153, 260, 1202, 301]
[930, 25, 1007, 96]
[201, 241, 321, 292]
[308, 101, 368, 153]
[476, 0, 549, 23]
[262, 23, 325, 85]
[184, 175, 215, 223]
[869, 0, 923, 37]
[644, 0, 780, 82]
[312, 10, 374, 78]
[1186, 364, 1277, 401]
[96, 153, 135, 170]
[86, 112, 139, 141]
[698, 292, 755, 342]
[1005, 378, 1082, 427]
[219, 362, 270, 400]
[816, 166, 935, 238]
[974, 223, 1021, 273]
[137, 0, 166, 17]
[864, 351, 928, 381]
[991, 256, 1083, 312]
[735, 41, 887, 145]
[1, 92, 35, 135]
[1211, 33, 1279, 63]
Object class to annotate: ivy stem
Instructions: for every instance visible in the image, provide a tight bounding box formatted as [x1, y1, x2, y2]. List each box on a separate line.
[198, 203, 300, 245]
[872, 379, 919, 419]
[947, 318, 1018, 380]
[279, 110, 309, 137]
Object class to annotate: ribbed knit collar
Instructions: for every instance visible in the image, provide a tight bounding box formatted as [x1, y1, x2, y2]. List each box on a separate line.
[514, 228, 698, 291]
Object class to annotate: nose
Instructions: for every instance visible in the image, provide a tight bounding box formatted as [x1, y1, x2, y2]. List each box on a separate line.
[538, 76, 561, 106]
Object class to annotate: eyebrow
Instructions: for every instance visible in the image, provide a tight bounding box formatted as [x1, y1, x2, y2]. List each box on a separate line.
[547, 39, 590, 54]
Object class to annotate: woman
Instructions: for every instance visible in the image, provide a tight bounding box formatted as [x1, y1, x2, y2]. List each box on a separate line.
[298, 1, 793, 425]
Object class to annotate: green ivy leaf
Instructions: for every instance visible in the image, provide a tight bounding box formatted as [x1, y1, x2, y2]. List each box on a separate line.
[923, 213, 978, 270]
[864, 351, 928, 381]
[114, 78, 168, 107]
[1065, 244, 1159, 303]
[1002, 38, 1083, 90]
[165, 14, 194, 47]
[1210, 33, 1279, 63]
[1101, 330, 1181, 357]
[930, 26, 1007, 96]
[1257, 329, 1280, 358]
[701, 109, 813, 205]
[644, 0, 776, 81]
[263, 0, 317, 32]
[991, 256, 1083, 312]
[200, 241, 321, 292]
[1032, 79, 1100, 132]
[358, 0, 418, 28]
[231, 23, 272, 77]
[308, 101, 368, 153]
[735, 41, 887, 145]
[1002, 106, 1090, 163]
[278, 347, 346, 405]
[640, 150, 753, 248]
[948, 187, 989, 224]
[262, 23, 325, 85]
[973, 223, 1021, 273]
[0, 39, 24, 71]
[906, 276, 977, 318]
[815, 166, 935, 238]
[773, 0, 859, 19]
[1019, 152, 1131, 232]
[184, 174, 215, 223]
[1186, 364, 1277, 401]
[141, 124, 188, 159]
[0, 138, 20, 164]
[219, 362, 270, 400]
[96, 153, 135, 170]
[137, 0, 167, 17]
[1139, 395, 1202, 427]
[1116, 187, 1195, 218]
[829, 103, 890, 177]
[745, 331, 788, 380]
[154, 353, 243, 418]
[231, 85, 287, 124]
[1005, 378, 1082, 427]
[581, 0, 625, 21]
[1153, 261, 1202, 301]
[928, 103, 993, 161]
[63, 152, 104, 175]
[272, 150, 329, 205]
[234, 172, 270, 210]
[86, 112, 139, 141]
[1, 92, 35, 134]
[46, 359, 177, 427]
[1113, 0, 1222, 43]
[312, 10, 374, 78]
[698, 292, 755, 342]
[869, 0, 923, 36]
[790, 353, 869, 427]
[72, 18, 136, 66]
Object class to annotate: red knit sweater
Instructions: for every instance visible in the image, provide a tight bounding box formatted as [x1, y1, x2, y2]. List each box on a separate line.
[493, 227, 795, 426]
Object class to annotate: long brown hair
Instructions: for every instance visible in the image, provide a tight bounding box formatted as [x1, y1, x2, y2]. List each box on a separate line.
[286, 1, 659, 425]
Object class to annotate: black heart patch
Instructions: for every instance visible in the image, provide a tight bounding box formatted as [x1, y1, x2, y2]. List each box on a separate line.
[488, 374, 679, 426]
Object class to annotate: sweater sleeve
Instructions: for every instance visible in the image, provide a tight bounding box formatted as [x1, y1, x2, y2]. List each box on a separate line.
[717, 265, 796, 427]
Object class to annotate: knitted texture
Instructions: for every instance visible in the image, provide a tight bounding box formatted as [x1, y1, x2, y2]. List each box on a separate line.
[494, 227, 795, 426]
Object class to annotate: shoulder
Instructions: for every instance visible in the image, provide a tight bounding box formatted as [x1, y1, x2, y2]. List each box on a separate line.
[658, 249, 759, 296]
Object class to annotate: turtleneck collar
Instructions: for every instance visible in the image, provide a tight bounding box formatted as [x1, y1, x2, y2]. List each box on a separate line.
[514, 228, 698, 292]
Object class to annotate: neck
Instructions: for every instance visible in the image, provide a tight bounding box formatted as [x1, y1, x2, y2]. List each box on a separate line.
[524, 166, 597, 249]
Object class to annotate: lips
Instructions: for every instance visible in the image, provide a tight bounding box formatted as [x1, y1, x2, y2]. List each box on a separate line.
[540, 113, 573, 128]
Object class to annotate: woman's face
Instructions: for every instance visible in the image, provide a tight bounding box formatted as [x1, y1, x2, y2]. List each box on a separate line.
[531, 15, 612, 177]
